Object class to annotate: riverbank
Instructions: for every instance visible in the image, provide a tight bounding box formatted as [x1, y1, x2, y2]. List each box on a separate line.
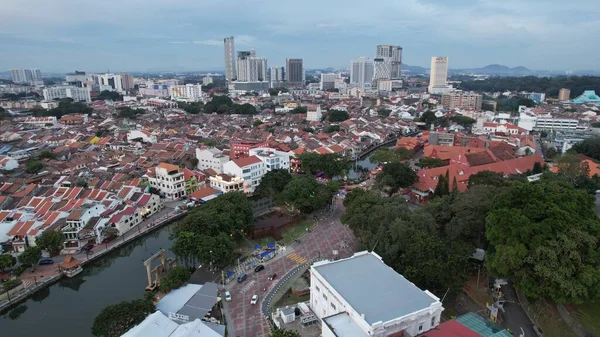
[0, 209, 189, 313]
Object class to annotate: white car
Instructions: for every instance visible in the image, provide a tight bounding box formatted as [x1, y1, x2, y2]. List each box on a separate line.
[225, 291, 232, 302]
[250, 294, 258, 305]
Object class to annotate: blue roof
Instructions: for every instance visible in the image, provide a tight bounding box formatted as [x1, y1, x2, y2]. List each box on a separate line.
[570, 90, 600, 104]
[0, 145, 13, 154]
[260, 250, 274, 258]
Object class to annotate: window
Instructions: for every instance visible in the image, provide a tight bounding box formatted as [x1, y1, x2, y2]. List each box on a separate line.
[431, 317, 436, 327]
[323, 293, 327, 301]
[418, 323, 423, 332]
[330, 302, 336, 310]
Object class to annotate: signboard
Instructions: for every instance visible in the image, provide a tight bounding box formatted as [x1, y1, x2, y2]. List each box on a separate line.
[168, 313, 189, 322]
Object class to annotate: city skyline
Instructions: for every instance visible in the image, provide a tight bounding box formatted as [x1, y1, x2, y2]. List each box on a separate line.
[1, 0, 598, 72]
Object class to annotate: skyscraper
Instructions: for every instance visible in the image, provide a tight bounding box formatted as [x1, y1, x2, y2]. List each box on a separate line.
[285, 59, 304, 84]
[11, 68, 42, 84]
[559, 88, 571, 101]
[350, 57, 374, 89]
[120, 73, 134, 90]
[224, 36, 236, 82]
[428, 57, 450, 94]
[237, 51, 267, 82]
[269, 66, 284, 87]
[374, 45, 402, 79]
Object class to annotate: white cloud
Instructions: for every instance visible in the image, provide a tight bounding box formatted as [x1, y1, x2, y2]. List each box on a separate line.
[193, 40, 222, 46]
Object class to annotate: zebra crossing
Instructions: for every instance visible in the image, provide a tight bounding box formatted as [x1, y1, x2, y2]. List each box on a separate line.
[286, 252, 309, 264]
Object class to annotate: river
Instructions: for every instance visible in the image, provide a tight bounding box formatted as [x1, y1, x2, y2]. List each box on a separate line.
[0, 224, 177, 337]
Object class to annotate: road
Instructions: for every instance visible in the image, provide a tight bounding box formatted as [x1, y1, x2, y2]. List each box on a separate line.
[502, 283, 537, 337]
[222, 197, 356, 337]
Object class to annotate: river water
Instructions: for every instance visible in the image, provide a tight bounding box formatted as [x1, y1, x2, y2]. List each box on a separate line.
[0, 224, 177, 337]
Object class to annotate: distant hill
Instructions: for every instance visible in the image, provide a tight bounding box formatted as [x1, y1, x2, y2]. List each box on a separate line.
[453, 64, 533, 76]
[402, 64, 428, 75]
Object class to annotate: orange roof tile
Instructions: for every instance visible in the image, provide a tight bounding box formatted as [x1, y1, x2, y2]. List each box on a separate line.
[233, 155, 262, 167]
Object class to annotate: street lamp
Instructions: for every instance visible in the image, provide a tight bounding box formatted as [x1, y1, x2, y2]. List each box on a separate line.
[209, 250, 213, 271]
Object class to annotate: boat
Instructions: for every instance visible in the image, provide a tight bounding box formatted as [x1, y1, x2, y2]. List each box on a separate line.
[58, 255, 83, 278]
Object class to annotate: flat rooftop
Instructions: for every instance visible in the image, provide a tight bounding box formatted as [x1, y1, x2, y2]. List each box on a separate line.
[313, 252, 439, 325]
[324, 312, 368, 337]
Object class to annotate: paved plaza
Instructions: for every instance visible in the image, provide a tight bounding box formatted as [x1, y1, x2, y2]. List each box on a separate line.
[222, 198, 357, 337]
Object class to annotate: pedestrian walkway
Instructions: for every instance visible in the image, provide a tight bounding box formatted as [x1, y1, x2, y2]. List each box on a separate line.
[286, 252, 309, 264]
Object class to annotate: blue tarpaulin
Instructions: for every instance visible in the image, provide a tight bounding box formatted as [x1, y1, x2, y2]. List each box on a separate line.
[226, 270, 234, 278]
[260, 251, 274, 259]
[255, 244, 262, 250]
[266, 243, 276, 250]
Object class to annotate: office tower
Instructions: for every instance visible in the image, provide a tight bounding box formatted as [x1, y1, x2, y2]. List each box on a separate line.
[559, 88, 571, 101]
[428, 57, 450, 94]
[285, 59, 304, 84]
[374, 45, 402, 79]
[11, 68, 42, 84]
[320, 73, 339, 90]
[120, 73, 134, 90]
[350, 57, 374, 89]
[237, 51, 267, 82]
[270, 66, 284, 85]
[224, 36, 236, 82]
[93, 73, 124, 92]
[11, 69, 25, 83]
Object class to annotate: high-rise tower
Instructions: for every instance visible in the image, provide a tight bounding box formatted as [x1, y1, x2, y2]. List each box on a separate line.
[224, 36, 236, 82]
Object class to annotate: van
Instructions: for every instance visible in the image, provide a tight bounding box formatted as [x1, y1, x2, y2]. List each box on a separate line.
[237, 273, 247, 283]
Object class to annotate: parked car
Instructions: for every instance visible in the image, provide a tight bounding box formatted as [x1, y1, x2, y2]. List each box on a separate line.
[38, 259, 54, 265]
[250, 294, 258, 305]
[237, 273, 248, 283]
[268, 273, 277, 281]
[254, 264, 265, 272]
[79, 243, 94, 253]
[224, 291, 232, 302]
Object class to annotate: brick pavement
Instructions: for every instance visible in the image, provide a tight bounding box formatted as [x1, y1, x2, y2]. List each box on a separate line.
[223, 198, 357, 337]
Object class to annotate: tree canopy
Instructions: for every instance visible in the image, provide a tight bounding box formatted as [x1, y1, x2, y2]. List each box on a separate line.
[417, 157, 446, 169]
[328, 110, 350, 122]
[18, 246, 42, 270]
[177, 101, 204, 114]
[25, 159, 44, 174]
[32, 99, 93, 118]
[571, 137, 600, 161]
[35, 230, 64, 256]
[117, 107, 146, 119]
[91, 298, 155, 337]
[0, 254, 16, 271]
[203, 95, 256, 115]
[159, 267, 191, 293]
[459, 75, 600, 98]
[278, 175, 336, 214]
[369, 148, 413, 164]
[450, 115, 476, 127]
[256, 169, 292, 198]
[374, 162, 418, 195]
[485, 180, 600, 304]
[96, 90, 123, 101]
[271, 328, 301, 337]
[297, 153, 349, 179]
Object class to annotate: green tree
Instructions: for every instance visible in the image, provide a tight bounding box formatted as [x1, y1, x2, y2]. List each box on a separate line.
[253, 120, 264, 127]
[485, 180, 600, 304]
[374, 162, 418, 196]
[545, 147, 557, 159]
[271, 328, 301, 337]
[290, 106, 307, 114]
[450, 115, 476, 127]
[420, 110, 437, 126]
[328, 110, 350, 122]
[433, 174, 449, 197]
[0, 254, 15, 271]
[117, 107, 146, 119]
[278, 175, 335, 214]
[369, 148, 413, 164]
[217, 104, 230, 113]
[25, 159, 44, 174]
[297, 153, 349, 179]
[18, 246, 42, 271]
[417, 157, 445, 168]
[557, 154, 589, 185]
[96, 90, 123, 101]
[39, 151, 55, 160]
[195, 232, 236, 267]
[256, 169, 293, 198]
[159, 267, 191, 293]
[467, 170, 507, 187]
[35, 230, 64, 256]
[91, 299, 155, 337]
[177, 101, 204, 114]
[571, 137, 600, 161]
[378, 108, 392, 118]
[326, 125, 340, 133]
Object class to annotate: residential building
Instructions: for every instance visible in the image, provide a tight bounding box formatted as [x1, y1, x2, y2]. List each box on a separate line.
[223, 156, 266, 193]
[127, 130, 157, 143]
[429, 131, 455, 146]
[61, 205, 107, 249]
[350, 57, 374, 89]
[483, 122, 529, 136]
[196, 147, 229, 173]
[229, 139, 269, 159]
[169, 84, 203, 99]
[442, 92, 483, 110]
[374, 45, 402, 79]
[43, 86, 91, 103]
[182, 168, 206, 195]
[285, 58, 304, 85]
[93, 73, 124, 92]
[237, 52, 267, 82]
[307, 105, 323, 122]
[202, 76, 213, 85]
[139, 84, 169, 97]
[270, 66, 285, 87]
[428, 57, 450, 94]
[11, 68, 42, 84]
[224, 36, 237, 82]
[0, 156, 19, 171]
[249, 147, 291, 171]
[558, 88, 571, 101]
[534, 116, 579, 130]
[230, 81, 269, 93]
[311, 251, 443, 337]
[65, 71, 88, 83]
[320, 73, 339, 91]
[209, 174, 245, 193]
[121, 73, 134, 90]
[147, 163, 186, 199]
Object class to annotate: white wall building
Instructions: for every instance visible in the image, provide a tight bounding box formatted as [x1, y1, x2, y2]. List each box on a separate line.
[93, 73, 124, 92]
[350, 57, 374, 89]
[307, 105, 323, 122]
[311, 251, 443, 337]
[428, 57, 450, 94]
[534, 115, 579, 130]
[223, 156, 266, 193]
[224, 36, 237, 82]
[320, 73, 340, 90]
[0, 156, 19, 171]
[127, 130, 158, 143]
[148, 163, 186, 199]
[209, 174, 245, 193]
[43, 86, 91, 103]
[196, 147, 229, 173]
[249, 148, 291, 171]
[169, 84, 203, 99]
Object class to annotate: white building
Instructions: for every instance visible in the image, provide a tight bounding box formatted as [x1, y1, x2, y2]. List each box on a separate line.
[374, 45, 402, 79]
[93, 73, 124, 92]
[224, 36, 237, 82]
[249, 148, 291, 171]
[196, 147, 229, 173]
[148, 163, 186, 199]
[428, 57, 451, 94]
[320, 73, 340, 90]
[270, 66, 284, 87]
[237, 52, 267, 82]
[223, 156, 266, 193]
[209, 174, 245, 193]
[202, 76, 213, 85]
[0, 156, 19, 171]
[307, 105, 323, 122]
[43, 86, 91, 103]
[11, 68, 42, 84]
[169, 84, 203, 99]
[311, 251, 443, 337]
[534, 115, 579, 130]
[127, 130, 157, 143]
[350, 57, 374, 89]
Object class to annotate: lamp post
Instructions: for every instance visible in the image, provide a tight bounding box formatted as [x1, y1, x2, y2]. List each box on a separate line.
[209, 250, 213, 272]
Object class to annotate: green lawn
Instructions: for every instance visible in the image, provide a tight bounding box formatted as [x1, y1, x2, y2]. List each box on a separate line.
[520, 296, 577, 337]
[274, 290, 310, 307]
[279, 220, 315, 246]
[572, 303, 600, 336]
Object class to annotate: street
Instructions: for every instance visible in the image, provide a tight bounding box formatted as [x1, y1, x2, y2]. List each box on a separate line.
[222, 198, 356, 337]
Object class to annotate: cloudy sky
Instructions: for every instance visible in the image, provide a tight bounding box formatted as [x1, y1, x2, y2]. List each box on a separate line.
[0, 0, 598, 73]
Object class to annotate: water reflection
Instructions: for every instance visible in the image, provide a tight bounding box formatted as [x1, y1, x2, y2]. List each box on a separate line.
[7, 305, 27, 320]
[31, 287, 50, 303]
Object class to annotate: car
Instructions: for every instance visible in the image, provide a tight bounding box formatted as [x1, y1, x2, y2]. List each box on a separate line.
[38, 259, 54, 265]
[79, 243, 94, 253]
[254, 264, 265, 272]
[237, 273, 248, 283]
[250, 294, 258, 305]
[224, 291, 232, 302]
[268, 273, 277, 281]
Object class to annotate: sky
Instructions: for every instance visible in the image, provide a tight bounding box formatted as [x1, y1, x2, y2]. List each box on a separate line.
[0, 0, 598, 73]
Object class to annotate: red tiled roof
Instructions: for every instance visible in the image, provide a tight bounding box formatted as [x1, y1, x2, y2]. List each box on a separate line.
[157, 162, 180, 171]
[415, 320, 480, 337]
[233, 155, 262, 167]
[136, 194, 152, 207]
[190, 187, 221, 200]
[7, 221, 36, 237]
